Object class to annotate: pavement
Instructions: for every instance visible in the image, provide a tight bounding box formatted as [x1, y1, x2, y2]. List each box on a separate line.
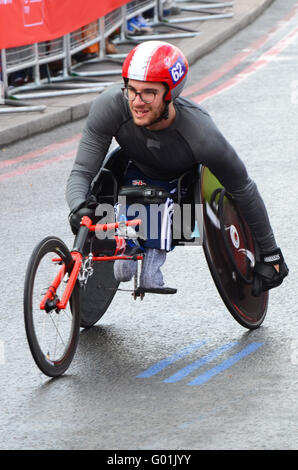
[0, 0, 275, 148]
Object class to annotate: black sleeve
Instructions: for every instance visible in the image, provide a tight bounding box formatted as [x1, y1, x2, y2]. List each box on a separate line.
[65, 85, 124, 212]
[198, 112, 277, 252]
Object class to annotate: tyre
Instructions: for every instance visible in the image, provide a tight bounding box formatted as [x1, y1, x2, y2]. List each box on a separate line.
[24, 236, 80, 377]
[199, 166, 268, 330]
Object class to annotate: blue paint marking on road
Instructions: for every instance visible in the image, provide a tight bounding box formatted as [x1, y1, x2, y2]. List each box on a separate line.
[136, 340, 206, 378]
[163, 341, 239, 383]
[187, 342, 264, 386]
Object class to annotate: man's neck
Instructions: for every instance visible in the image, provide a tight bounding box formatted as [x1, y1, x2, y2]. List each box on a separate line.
[146, 102, 176, 131]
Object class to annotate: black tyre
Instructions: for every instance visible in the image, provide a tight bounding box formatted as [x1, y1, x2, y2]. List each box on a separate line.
[199, 166, 268, 329]
[24, 237, 80, 377]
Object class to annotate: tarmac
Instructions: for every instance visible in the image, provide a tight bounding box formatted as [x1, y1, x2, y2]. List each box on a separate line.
[0, 0, 275, 148]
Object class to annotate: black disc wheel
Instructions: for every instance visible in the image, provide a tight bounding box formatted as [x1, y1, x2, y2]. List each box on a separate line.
[78, 145, 124, 328]
[199, 166, 268, 329]
[24, 237, 80, 377]
[79, 260, 119, 328]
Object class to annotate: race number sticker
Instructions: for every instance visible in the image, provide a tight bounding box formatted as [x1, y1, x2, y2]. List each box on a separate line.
[169, 57, 186, 84]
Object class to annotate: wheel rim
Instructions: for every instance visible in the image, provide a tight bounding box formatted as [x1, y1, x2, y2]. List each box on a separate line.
[30, 249, 76, 366]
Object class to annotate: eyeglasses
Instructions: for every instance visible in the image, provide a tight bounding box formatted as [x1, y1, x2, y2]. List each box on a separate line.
[122, 86, 159, 104]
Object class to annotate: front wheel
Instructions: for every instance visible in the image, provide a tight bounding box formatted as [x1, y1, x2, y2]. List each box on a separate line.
[24, 236, 80, 377]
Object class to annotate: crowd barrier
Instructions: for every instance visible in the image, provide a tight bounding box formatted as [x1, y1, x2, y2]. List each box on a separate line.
[168, 1, 233, 24]
[0, 0, 234, 114]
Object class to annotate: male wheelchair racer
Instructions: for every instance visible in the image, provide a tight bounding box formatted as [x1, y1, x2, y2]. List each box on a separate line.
[23, 146, 278, 377]
[72, 146, 270, 331]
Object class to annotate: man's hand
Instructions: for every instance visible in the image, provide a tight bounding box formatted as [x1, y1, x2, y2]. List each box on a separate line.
[252, 248, 289, 296]
[68, 195, 98, 235]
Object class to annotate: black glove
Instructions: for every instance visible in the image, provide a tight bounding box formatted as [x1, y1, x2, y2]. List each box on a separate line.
[252, 248, 289, 296]
[68, 195, 98, 235]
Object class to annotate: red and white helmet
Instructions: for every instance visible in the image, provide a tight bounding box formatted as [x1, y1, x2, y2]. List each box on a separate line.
[122, 41, 189, 101]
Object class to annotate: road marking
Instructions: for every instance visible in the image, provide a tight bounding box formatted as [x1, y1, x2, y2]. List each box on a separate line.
[192, 25, 298, 104]
[136, 340, 206, 378]
[187, 342, 264, 386]
[182, 2, 298, 98]
[163, 341, 238, 383]
[136, 341, 264, 386]
[0, 134, 80, 170]
[0, 149, 75, 181]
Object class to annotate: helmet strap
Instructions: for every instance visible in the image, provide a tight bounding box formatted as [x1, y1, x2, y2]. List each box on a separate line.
[148, 86, 170, 125]
[161, 85, 170, 120]
[152, 99, 170, 125]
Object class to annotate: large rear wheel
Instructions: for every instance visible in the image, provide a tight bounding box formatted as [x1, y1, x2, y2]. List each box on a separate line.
[199, 166, 268, 329]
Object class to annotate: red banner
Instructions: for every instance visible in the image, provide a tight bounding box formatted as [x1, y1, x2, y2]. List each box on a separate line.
[0, 0, 130, 49]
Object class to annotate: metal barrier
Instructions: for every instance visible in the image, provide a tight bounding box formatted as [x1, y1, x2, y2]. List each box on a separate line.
[0, 44, 48, 112]
[114, 0, 157, 46]
[1, 32, 106, 103]
[0, 0, 234, 113]
[170, 1, 234, 24]
[117, 0, 201, 43]
[69, 8, 124, 77]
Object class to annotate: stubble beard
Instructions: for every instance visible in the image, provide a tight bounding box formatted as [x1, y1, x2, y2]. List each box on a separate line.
[131, 102, 167, 128]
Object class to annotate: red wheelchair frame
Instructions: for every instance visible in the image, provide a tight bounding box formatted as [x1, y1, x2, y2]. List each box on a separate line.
[40, 217, 143, 312]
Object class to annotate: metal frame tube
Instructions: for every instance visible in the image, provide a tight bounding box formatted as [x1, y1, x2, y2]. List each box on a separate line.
[163, 0, 233, 24]
[175, 1, 233, 6]
[168, 13, 233, 24]
[0, 48, 46, 112]
[1, 49, 8, 91]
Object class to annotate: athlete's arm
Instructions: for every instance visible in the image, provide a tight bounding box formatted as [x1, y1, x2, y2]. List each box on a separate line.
[66, 85, 124, 213]
[197, 112, 277, 253]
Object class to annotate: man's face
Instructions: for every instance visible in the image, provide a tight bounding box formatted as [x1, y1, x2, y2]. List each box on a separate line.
[126, 79, 167, 128]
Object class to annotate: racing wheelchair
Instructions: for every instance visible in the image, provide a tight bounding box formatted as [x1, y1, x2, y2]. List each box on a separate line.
[23, 147, 268, 377]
